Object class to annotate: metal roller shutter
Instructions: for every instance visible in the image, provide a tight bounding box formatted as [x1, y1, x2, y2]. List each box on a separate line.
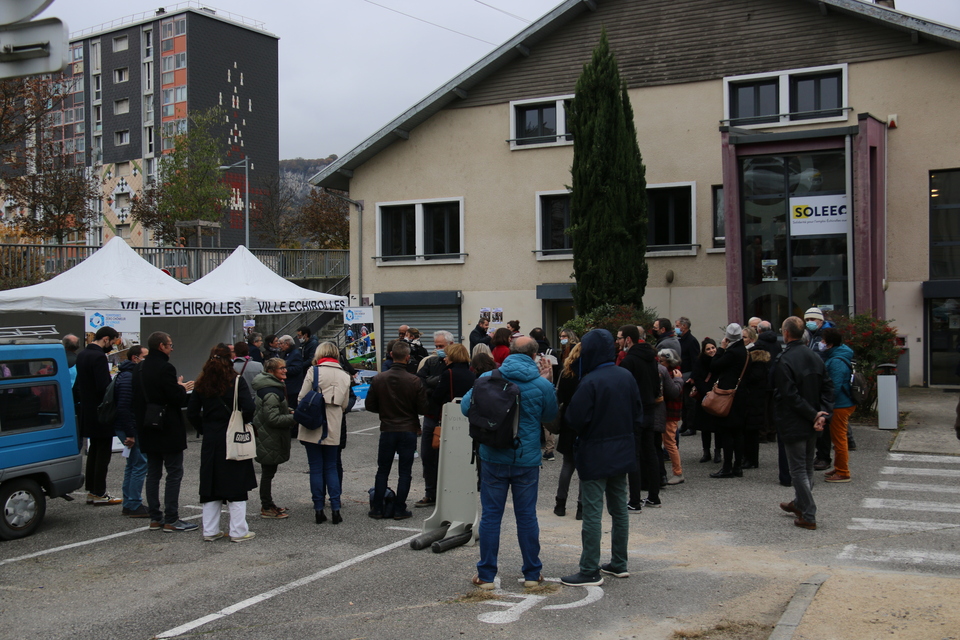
[382, 306, 462, 352]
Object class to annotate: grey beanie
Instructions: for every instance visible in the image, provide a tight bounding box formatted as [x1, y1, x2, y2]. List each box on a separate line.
[724, 323, 743, 343]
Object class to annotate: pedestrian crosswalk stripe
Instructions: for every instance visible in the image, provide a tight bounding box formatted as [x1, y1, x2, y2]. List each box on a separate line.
[861, 498, 960, 513]
[888, 453, 960, 464]
[880, 466, 960, 478]
[875, 481, 960, 494]
[838, 545, 960, 567]
[848, 518, 960, 532]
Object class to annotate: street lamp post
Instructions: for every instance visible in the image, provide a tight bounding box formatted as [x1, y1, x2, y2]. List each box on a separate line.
[219, 157, 250, 247]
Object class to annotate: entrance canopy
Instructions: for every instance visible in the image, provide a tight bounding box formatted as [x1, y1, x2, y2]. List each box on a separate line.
[187, 245, 346, 315]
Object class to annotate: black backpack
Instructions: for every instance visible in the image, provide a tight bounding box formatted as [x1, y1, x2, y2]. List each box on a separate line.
[848, 361, 868, 406]
[468, 369, 521, 449]
[97, 376, 119, 426]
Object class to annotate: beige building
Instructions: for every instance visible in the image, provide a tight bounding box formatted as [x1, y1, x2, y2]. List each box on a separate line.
[312, 0, 960, 387]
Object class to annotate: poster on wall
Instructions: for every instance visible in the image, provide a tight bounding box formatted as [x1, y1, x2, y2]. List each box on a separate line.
[343, 307, 376, 370]
[761, 259, 778, 281]
[789, 194, 848, 236]
[479, 307, 491, 323]
[491, 308, 503, 324]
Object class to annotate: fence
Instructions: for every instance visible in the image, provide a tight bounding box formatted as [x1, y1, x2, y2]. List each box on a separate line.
[0, 244, 348, 284]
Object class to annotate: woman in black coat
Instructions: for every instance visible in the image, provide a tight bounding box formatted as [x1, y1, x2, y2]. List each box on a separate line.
[691, 337, 719, 463]
[554, 343, 582, 519]
[708, 324, 750, 478]
[740, 327, 772, 470]
[188, 344, 257, 542]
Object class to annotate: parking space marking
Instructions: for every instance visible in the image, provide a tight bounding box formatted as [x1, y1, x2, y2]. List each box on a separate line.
[153, 533, 419, 639]
[887, 453, 960, 464]
[0, 514, 203, 567]
[348, 425, 381, 434]
[477, 578, 603, 624]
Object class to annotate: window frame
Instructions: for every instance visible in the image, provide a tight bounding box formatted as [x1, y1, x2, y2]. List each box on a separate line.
[112, 35, 128, 52]
[723, 64, 848, 129]
[113, 98, 129, 115]
[113, 67, 129, 84]
[929, 168, 960, 280]
[535, 189, 573, 261]
[509, 95, 573, 151]
[709, 184, 726, 252]
[375, 197, 465, 266]
[645, 181, 698, 257]
[115, 130, 130, 146]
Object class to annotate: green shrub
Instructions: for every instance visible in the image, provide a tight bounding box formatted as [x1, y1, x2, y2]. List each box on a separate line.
[562, 304, 658, 339]
[826, 310, 902, 414]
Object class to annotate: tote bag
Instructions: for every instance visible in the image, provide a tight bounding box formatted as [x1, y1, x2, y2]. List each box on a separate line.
[226, 377, 257, 461]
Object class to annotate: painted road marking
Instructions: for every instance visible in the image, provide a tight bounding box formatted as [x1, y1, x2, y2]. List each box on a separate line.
[477, 578, 603, 624]
[861, 498, 960, 514]
[0, 514, 204, 567]
[154, 533, 419, 639]
[848, 518, 960, 532]
[880, 467, 960, 478]
[348, 425, 381, 434]
[838, 544, 960, 567]
[888, 453, 960, 464]
[875, 481, 960, 495]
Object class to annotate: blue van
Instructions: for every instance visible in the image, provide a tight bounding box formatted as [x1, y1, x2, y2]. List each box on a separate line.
[0, 327, 84, 540]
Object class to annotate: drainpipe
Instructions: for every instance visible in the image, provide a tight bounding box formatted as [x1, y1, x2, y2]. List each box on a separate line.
[323, 188, 363, 306]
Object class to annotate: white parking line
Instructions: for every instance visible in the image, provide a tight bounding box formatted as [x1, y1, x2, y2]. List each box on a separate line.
[348, 425, 381, 434]
[861, 498, 960, 513]
[0, 514, 204, 567]
[875, 481, 960, 494]
[888, 453, 960, 464]
[838, 544, 960, 567]
[153, 533, 419, 639]
[847, 518, 960, 532]
[880, 466, 960, 478]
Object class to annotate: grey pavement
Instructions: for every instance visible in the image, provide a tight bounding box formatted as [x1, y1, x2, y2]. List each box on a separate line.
[892, 386, 960, 455]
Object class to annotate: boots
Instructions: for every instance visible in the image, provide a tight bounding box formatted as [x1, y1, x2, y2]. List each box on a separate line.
[315, 510, 327, 524]
[554, 498, 566, 517]
[713, 448, 722, 464]
[699, 449, 711, 463]
[575, 502, 582, 520]
[331, 510, 342, 524]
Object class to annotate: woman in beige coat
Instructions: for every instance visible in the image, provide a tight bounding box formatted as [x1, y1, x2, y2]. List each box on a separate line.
[298, 342, 351, 524]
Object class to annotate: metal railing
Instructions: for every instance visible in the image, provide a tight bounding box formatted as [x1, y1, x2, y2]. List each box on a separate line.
[0, 244, 348, 284]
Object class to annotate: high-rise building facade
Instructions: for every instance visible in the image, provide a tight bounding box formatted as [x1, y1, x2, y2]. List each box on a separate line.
[59, 5, 278, 247]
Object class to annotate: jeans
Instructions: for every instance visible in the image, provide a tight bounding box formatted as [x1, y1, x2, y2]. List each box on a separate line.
[784, 435, 818, 522]
[115, 432, 146, 510]
[85, 436, 113, 496]
[144, 451, 184, 524]
[579, 475, 629, 575]
[259, 463, 278, 508]
[477, 462, 542, 582]
[556, 451, 580, 505]
[830, 406, 855, 476]
[373, 431, 417, 514]
[420, 417, 440, 501]
[303, 441, 341, 511]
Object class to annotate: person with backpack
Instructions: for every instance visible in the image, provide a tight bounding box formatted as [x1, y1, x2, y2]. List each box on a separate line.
[460, 336, 557, 591]
[821, 327, 855, 483]
[252, 358, 297, 520]
[113, 345, 148, 517]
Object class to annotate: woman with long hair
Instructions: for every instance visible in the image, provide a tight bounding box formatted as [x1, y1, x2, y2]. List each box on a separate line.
[187, 344, 257, 542]
[470, 343, 497, 376]
[490, 328, 512, 366]
[692, 337, 719, 464]
[554, 342, 583, 519]
[709, 324, 750, 478]
[298, 341, 351, 524]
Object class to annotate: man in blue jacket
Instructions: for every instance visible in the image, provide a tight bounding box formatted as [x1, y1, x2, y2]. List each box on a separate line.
[114, 345, 148, 517]
[562, 329, 642, 586]
[461, 336, 557, 590]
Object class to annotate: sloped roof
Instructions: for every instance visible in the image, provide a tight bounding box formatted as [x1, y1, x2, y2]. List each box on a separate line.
[310, 0, 960, 192]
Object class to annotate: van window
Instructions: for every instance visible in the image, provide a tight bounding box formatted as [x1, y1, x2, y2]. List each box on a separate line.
[0, 360, 58, 379]
[0, 383, 63, 432]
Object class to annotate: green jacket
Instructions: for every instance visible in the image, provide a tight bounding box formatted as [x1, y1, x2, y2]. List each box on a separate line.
[253, 371, 296, 465]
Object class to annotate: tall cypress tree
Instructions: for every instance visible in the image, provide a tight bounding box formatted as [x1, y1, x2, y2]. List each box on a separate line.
[569, 29, 648, 315]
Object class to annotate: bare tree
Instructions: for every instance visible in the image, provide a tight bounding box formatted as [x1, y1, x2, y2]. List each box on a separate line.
[298, 187, 349, 249]
[255, 173, 300, 248]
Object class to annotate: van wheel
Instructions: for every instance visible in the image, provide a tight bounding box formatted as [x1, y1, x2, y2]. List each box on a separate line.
[0, 478, 46, 540]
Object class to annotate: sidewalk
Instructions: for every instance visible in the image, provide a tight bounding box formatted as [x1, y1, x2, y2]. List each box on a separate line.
[890, 386, 960, 455]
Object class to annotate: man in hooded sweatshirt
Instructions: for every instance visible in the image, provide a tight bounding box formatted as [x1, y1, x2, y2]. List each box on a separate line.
[461, 336, 557, 591]
[561, 329, 642, 587]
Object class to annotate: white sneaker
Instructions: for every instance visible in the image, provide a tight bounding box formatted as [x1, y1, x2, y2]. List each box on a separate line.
[666, 474, 684, 485]
[230, 532, 256, 543]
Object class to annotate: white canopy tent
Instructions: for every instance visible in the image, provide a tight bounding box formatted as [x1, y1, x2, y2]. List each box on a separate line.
[0, 238, 235, 379]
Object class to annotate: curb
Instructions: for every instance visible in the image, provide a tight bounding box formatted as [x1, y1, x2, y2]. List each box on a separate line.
[769, 572, 829, 640]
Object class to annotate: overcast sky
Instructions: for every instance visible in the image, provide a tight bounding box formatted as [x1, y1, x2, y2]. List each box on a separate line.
[40, 0, 960, 161]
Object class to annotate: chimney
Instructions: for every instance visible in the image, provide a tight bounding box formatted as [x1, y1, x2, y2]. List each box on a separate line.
[875, 0, 896, 8]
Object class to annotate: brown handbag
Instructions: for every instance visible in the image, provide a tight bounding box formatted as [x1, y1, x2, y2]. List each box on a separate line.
[702, 353, 749, 417]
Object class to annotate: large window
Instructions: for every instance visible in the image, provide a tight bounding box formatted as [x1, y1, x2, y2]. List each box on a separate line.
[537, 191, 572, 259]
[510, 96, 573, 149]
[712, 185, 725, 249]
[725, 64, 847, 128]
[377, 198, 464, 264]
[646, 183, 695, 254]
[930, 169, 960, 279]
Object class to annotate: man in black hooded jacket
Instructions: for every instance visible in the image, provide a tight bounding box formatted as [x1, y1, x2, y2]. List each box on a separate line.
[617, 325, 661, 509]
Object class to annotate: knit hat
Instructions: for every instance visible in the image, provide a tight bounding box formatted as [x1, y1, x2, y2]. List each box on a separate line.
[804, 307, 824, 321]
[724, 323, 742, 343]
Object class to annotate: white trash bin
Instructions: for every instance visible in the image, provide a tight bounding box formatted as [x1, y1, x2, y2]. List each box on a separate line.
[876, 365, 899, 430]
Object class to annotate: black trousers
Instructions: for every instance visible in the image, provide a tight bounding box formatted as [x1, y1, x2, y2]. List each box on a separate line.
[85, 436, 113, 496]
[627, 428, 660, 504]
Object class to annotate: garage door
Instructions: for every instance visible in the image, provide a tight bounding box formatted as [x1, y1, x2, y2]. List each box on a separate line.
[382, 306, 462, 352]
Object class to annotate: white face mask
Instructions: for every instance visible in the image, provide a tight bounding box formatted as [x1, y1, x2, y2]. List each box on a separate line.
[560, 338, 569, 345]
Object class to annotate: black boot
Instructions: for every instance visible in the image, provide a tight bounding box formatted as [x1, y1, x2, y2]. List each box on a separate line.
[710, 467, 735, 478]
[315, 510, 327, 524]
[732, 465, 743, 478]
[331, 510, 342, 524]
[575, 502, 582, 520]
[713, 448, 722, 464]
[699, 449, 711, 463]
[554, 498, 566, 517]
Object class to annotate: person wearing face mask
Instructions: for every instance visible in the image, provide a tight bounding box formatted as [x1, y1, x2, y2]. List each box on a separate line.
[709, 323, 750, 478]
[803, 308, 833, 360]
[675, 317, 700, 437]
[414, 330, 454, 508]
[652, 317, 681, 356]
[555, 329, 579, 381]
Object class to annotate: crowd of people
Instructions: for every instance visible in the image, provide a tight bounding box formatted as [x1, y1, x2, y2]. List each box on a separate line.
[70, 308, 847, 579]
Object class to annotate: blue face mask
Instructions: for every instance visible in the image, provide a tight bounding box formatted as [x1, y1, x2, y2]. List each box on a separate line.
[674, 327, 681, 336]
[560, 338, 569, 345]
[806, 321, 819, 331]
[436, 349, 445, 358]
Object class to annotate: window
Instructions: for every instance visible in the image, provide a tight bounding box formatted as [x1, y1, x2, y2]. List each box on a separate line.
[90, 41, 100, 72]
[161, 21, 173, 39]
[116, 224, 131, 239]
[174, 86, 187, 102]
[161, 55, 174, 72]
[144, 126, 154, 154]
[115, 130, 130, 145]
[175, 17, 186, 35]
[725, 64, 847, 128]
[162, 72, 174, 85]
[377, 198, 465, 263]
[536, 191, 572, 259]
[712, 185, 725, 249]
[71, 46, 83, 61]
[510, 95, 573, 149]
[144, 96, 153, 122]
[646, 183, 695, 254]
[161, 39, 174, 53]
[143, 61, 153, 92]
[143, 29, 153, 58]
[0, 382, 62, 432]
[162, 88, 173, 104]
[174, 52, 186, 69]
[162, 105, 175, 117]
[93, 74, 101, 101]
[145, 157, 156, 182]
[113, 35, 128, 52]
[117, 161, 131, 177]
[114, 67, 128, 83]
[930, 169, 960, 279]
[114, 99, 129, 115]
